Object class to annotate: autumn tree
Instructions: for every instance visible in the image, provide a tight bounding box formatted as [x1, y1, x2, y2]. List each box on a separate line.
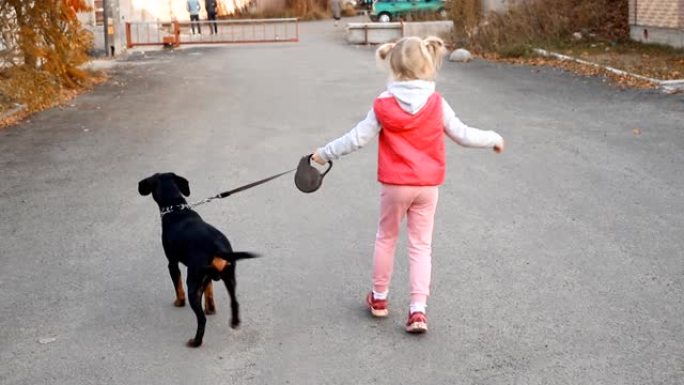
[0, 0, 93, 110]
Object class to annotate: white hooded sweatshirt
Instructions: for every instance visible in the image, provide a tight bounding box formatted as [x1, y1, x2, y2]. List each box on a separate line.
[317, 80, 503, 163]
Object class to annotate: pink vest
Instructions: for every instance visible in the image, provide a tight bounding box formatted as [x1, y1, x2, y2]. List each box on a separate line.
[373, 93, 445, 186]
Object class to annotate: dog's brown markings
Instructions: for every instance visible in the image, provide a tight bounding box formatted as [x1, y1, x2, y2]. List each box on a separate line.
[204, 281, 216, 315]
[174, 275, 186, 307]
[211, 257, 230, 272]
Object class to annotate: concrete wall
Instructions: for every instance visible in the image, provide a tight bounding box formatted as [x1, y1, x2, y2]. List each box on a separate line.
[629, 0, 684, 48]
[402, 20, 454, 39]
[79, 1, 107, 55]
[630, 25, 684, 48]
[347, 22, 403, 44]
[346, 21, 454, 44]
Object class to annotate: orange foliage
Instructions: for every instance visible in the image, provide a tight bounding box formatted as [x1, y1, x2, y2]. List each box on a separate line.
[64, 0, 92, 20]
[0, 0, 94, 110]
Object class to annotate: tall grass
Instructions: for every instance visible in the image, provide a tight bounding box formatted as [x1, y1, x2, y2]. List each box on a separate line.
[452, 0, 629, 57]
[449, 0, 481, 45]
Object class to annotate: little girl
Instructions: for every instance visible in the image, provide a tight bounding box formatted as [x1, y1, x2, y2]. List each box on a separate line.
[312, 36, 504, 333]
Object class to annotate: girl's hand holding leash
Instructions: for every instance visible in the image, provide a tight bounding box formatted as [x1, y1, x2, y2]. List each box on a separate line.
[494, 140, 505, 153]
[312, 151, 326, 165]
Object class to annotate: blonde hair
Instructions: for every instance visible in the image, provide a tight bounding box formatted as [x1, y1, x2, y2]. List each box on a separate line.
[375, 36, 447, 81]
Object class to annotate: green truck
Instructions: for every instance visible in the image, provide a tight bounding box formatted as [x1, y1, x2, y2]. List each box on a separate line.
[370, 0, 448, 22]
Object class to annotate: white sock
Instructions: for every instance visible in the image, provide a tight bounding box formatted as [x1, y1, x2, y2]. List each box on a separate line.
[409, 303, 426, 314]
[372, 290, 388, 300]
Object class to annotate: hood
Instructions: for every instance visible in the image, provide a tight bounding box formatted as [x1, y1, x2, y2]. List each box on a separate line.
[387, 80, 436, 115]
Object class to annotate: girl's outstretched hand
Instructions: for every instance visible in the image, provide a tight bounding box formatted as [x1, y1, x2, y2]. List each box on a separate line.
[494, 140, 505, 154]
[312, 151, 327, 165]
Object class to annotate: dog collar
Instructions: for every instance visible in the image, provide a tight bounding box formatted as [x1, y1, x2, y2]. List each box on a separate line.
[160, 204, 192, 217]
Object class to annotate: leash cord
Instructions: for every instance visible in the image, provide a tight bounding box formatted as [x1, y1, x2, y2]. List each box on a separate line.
[189, 168, 296, 208]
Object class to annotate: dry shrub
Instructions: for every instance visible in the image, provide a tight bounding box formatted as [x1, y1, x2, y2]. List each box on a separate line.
[449, 0, 481, 45]
[300, 7, 330, 20]
[288, 0, 330, 19]
[342, 3, 357, 17]
[456, 0, 629, 57]
[404, 10, 448, 22]
[229, 7, 295, 19]
[0, 68, 59, 110]
[230, 0, 329, 20]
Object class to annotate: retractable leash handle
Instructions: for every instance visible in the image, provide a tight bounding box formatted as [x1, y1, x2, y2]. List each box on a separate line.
[294, 154, 333, 193]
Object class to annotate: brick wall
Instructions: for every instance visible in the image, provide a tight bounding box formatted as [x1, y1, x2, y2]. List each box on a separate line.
[630, 0, 683, 28]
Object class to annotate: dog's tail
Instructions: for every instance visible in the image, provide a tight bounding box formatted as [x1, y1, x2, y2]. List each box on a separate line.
[204, 252, 260, 280]
[230, 251, 260, 261]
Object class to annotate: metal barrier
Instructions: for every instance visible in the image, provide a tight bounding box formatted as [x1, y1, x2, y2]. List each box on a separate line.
[126, 21, 178, 48]
[126, 18, 299, 48]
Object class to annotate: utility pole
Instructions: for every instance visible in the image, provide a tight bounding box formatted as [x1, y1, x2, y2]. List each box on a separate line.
[103, 0, 110, 56]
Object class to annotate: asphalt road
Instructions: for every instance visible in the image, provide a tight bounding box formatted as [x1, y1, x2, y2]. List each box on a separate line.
[1, 19, 683, 385]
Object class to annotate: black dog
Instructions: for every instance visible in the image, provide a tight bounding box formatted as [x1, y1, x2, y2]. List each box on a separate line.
[138, 173, 258, 347]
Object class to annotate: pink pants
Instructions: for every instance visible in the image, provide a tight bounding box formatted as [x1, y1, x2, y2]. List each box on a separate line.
[372, 184, 439, 305]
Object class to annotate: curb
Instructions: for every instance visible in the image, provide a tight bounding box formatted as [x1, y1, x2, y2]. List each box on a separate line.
[533, 48, 684, 93]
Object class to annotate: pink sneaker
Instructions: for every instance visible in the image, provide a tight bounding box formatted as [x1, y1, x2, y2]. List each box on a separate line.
[405, 311, 428, 333]
[366, 292, 388, 317]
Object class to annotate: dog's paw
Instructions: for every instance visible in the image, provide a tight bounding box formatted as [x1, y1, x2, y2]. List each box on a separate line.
[230, 318, 241, 329]
[174, 298, 186, 307]
[186, 338, 202, 348]
[204, 306, 216, 315]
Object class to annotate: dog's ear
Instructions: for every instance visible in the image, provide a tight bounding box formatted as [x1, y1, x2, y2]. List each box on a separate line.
[138, 176, 154, 196]
[172, 174, 190, 197]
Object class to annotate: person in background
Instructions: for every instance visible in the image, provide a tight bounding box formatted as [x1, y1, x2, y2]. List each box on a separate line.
[187, 0, 202, 34]
[206, 0, 218, 34]
[331, 0, 342, 27]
